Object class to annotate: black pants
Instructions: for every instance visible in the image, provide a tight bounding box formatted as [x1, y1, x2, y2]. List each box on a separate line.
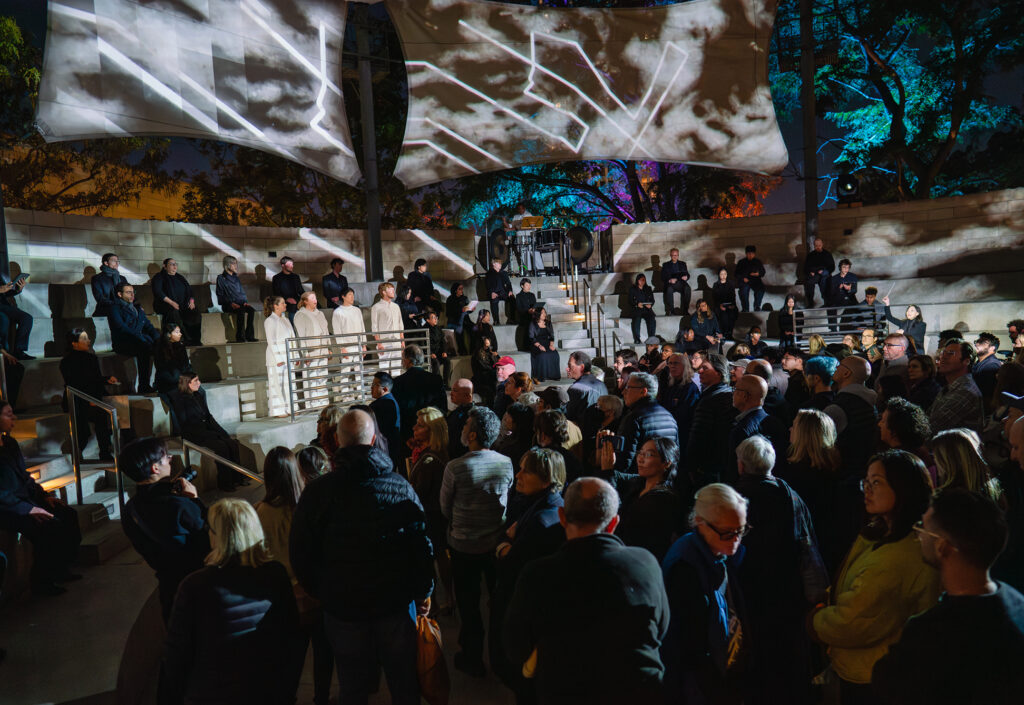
[182, 426, 241, 489]
[663, 281, 691, 314]
[72, 399, 113, 457]
[803, 273, 830, 308]
[490, 295, 516, 326]
[631, 309, 656, 343]
[0, 502, 81, 589]
[159, 308, 202, 345]
[0, 303, 33, 355]
[114, 339, 155, 392]
[450, 547, 497, 664]
[719, 305, 737, 338]
[225, 304, 256, 342]
[431, 355, 451, 387]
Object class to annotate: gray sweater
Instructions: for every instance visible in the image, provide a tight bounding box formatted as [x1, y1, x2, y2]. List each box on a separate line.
[440, 449, 514, 553]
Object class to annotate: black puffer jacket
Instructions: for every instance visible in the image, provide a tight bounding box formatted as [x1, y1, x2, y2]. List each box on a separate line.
[290, 444, 434, 620]
[684, 382, 738, 488]
[616, 398, 679, 473]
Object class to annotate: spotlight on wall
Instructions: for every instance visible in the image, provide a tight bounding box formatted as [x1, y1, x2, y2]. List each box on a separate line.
[837, 174, 861, 205]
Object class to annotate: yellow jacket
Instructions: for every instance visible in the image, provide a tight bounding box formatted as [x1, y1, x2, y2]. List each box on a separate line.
[813, 532, 940, 684]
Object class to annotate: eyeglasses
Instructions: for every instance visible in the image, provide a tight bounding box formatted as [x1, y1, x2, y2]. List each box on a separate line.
[624, 385, 645, 391]
[636, 450, 661, 459]
[883, 343, 904, 349]
[859, 478, 888, 492]
[699, 517, 751, 541]
[913, 521, 959, 550]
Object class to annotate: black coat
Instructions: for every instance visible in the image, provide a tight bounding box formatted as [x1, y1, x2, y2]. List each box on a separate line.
[662, 260, 689, 285]
[391, 366, 447, 440]
[566, 373, 604, 425]
[735, 257, 766, 289]
[271, 271, 304, 304]
[108, 299, 159, 350]
[151, 270, 195, 315]
[90, 265, 127, 316]
[369, 393, 402, 466]
[726, 408, 787, 484]
[486, 268, 514, 297]
[290, 445, 434, 620]
[684, 382, 738, 487]
[407, 270, 434, 304]
[598, 471, 682, 562]
[884, 308, 927, 354]
[215, 271, 248, 308]
[445, 293, 469, 326]
[169, 388, 227, 436]
[629, 284, 655, 312]
[153, 342, 193, 394]
[60, 349, 110, 401]
[321, 271, 348, 308]
[803, 249, 835, 277]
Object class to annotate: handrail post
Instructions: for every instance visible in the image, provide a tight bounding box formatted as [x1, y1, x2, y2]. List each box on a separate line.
[287, 339, 296, 422]
[111, 407, 124, 513]
[0, 354, 7, 403]
[66, 389, 83, 505]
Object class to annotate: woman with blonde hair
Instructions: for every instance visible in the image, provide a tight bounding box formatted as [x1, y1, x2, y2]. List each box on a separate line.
[931, 428, 1002, 502]
[807, 333, 827, 355]
[293, 291, 330, 407]
[406, 406, 452, 613]
[264, 295, 296, 417]
[163, 498, 301, 705]
[311, 404, 345, 460]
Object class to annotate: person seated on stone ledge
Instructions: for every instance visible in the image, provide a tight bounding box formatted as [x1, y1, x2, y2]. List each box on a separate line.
[108, 282, 160, 394]
[735, 244, 766, 312]
[272, 256, 304, 321]
[91, 252, 127, 317]
[408, 258, 439, 313]
[629, 273, 657, 344]
[152, 257, 203, 346]
[661, 248, 691, 315]
[216, 255, 256, 342]
[321, 257, 348, 310]
[0, 269, 33, 360]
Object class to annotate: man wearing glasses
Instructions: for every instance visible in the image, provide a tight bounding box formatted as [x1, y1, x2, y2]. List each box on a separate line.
[614, 372, 678, 473]
[930, 339, 984, 434]
[875, 333, 910, 389]
[873, 489, 1024, 704]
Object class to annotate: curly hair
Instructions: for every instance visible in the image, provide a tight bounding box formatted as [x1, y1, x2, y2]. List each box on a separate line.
[882, 397, 931, 449]
[534, 409, 570, 447]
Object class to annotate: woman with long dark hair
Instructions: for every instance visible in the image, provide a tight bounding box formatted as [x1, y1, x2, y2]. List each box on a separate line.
[779, 294, 802, 348]
[629, 273, 656, 343]
[170, 373, 245, 491]
[494, 402, 536, 465]
[528, 307, 560, 382]
[471, 336, 500, 406]
[397, 284, 421, 330]
[881, 297, 926, 354]
[473, 309, 499, 352]
[905, 354, 941, 412]
[712, 266, 738, 339]
[445, 281, 472, 355]
[154, 322, 193, 397]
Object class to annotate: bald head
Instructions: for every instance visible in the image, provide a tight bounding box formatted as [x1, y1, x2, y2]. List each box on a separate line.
[562, 478, 619, 535]
[338, 409, 375, 447]
[732, 375, 767, 413]
[834, 355, 871, 389]
[451, 378, 474, 406]
[744, 359, 772, 382]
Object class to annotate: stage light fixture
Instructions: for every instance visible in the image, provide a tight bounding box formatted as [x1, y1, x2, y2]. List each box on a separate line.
[837, 174, 860, 204]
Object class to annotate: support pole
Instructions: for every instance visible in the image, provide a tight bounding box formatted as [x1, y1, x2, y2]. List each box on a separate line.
[356, 5, 383, 282]
[800, 0, 819, 251]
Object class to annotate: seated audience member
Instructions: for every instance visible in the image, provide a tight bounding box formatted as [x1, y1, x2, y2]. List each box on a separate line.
[120, 437, 210, 620]
[0, 270, 33, 360]
[369, 372, 401, 466]
[473, 309, 499, 353]
[391, 344, 447, 442]
[778, 295, 802, 348]
[803, 355, 838, 411]
[0, 401, 81, 596]
[823, 355, 879, 477]
[153, 323, 193, 416]
[872, 489, 1024, 705]
[515, 278, 537, 324]
[932, 428, 1001, 502]
[735, 244, 766, 312]
[712, 267, 738, 338]
[291, 410, 434, 705]
[440, 407, 514, 677]
[407, 406, 453, 613]
[806, 333, 827, 356]
[60, 329, 117, 461]
[396, 284, 421, 330]
[533, 408, 583, 486]
[661, 248, 691, 315]
[629, 273, 657, 344]
[812, 450, 939, 703]
[565, 351, 604, 425]
[803, 236, 834, 307]
[973, 332, 1003, 414]
[734, 435, 827, 705]
[905, 353, 941, 411]
[882, 297, 926, 354]
[108, 283, 160, 394]
[504, 478, 669, 704]
[407, 258, 438, 312]
[661, 483, 749, 705]
[746, 326, 767, 358]
[615, 372, 679, 473]
[638, 337, 664, 372]
[826, 258, 858, 320]
[597, 436, 682, 561]
[152, 257, 203, 346]
[491, 448, 567, 696]
[528, 308, 560, 382]
[321, 257, 348, 309]
[485, 258, 516, 325]
[494, 402, 535, 466]
[446, 379, 475, 459]
[690, 299, 722, 351]
[931, 338, 985, 434]
[445, 281, 472, 355]
[216, 256, 256, 342]
[91, 252, 127, 317]
[685, 354, 737, 491]
[471, 338, 499, 407]
[170, 373, 245, 492]
[424, 310, 450, 386]
[163, 498, 301, 705]
[878, 397, 934, 473]
[272, 256, 304, 319]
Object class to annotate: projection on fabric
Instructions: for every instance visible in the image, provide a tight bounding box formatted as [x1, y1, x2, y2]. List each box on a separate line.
[35, 0, 361, 186]
[389, 0, 788, 189]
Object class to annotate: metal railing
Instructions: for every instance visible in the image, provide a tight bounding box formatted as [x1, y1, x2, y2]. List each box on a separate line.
[181, 439, 264, 486]
[283, 328, 430, 421]
[792, 305, 886, 350]
[0, 353, 7, 402]
[65, 386, 124, 510]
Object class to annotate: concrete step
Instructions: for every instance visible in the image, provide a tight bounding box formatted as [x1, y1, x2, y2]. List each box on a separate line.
[78, 517, 131, 564]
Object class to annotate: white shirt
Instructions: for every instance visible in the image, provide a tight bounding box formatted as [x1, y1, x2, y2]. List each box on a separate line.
[264, 313, 296, 366]
[371, 299, 402, 342]
[293, 308, 329, 338]
[332, 304, 365, 337]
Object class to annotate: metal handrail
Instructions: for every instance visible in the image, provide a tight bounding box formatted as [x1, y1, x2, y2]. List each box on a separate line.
[65, 385, 124, 510]
[181, 439, 263, 485]
[792, 305, 885, 349]
[0, 353, 7, 402]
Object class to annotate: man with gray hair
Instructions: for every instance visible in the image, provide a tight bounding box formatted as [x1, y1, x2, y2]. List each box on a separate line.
[440, 406, 514, 677]
[613, 371, 679, 473]
[391, 343, 447, 442]
[215, 255, 256, 342]
[291, 409, 434, 705]
[734, 435, 827, 705]
[504, 478, 670, 703]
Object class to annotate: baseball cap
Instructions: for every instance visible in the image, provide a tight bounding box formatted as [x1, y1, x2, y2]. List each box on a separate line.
[538, 386, 569, 409]
[494, 356, 516, 368]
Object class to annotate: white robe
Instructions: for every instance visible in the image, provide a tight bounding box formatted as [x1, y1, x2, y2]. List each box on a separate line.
[293, 308, 330, 406]
[371, 300, 403, 371]
[264, 313, 296, 416]
[332, 304, 367, 396]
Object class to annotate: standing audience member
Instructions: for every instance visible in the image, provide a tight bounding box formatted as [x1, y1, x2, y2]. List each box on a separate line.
[615, 371, 679, 473]
[485, 259, 516, 325]
[528, 308, 560, 382]
[877, 333, 910, 388]
[290, 410, 434, 705]
[440, 407, 514, 677]
[446, 379, 475, 459]
[494, 403, 536, 467]
[297, 446, 330, 485]
[973, 332, 1003, 414]
[872, 489, 1024, 705]
[881, 297, 926, 354]
[629, 273, 657, 343]
[407, 407, 453, 615]
[685, 355, 738, 491]
[824, 355, 879, 477]
[712, 267, 738, 339]
[504, 478, 670, 704]
[727, 375, 786, 483]
[803, 355, 838, 410]
[782, 348, 810, 409]
[371, 282, 404, 372]
[931, 338, 984, 433]
[162, 498, 301, 705]
[533, 408, 584, 486]
[169, 374, 245, 492]
[91, 252, 127, 316]
[407, 258, 437, 312]
[0, 402, 82, 597]
[1000, 417, 1024, 591]
[272, 256, 304, 320]
[321, 258, 348, 309]
[658, 353, 701, 444]
[108, 283, 160, 394]
[216, 256, 256, 342]
[311, 405, 344, 461]
[565, 351, 604, 424]
[803, 237, 835, 307]
[811, 450, 939, 704]
[263, 296, 296, 418]
[391, 344, 447, 443]
[932, 428, 1001, 501]
[60, 329, 117, 461]
[120, 437, 209, 620]
[878, 397, 934, 476]
[425, 311, 451, 387]
[735, 245, 766, 312]
[905, 354, 941, 411]
[369, 372, 401, 468]
[661, 483, 749, 705]
[151, 258, 202, 346]
[662, 248, 691, 315]
[445, 282, 472, 355]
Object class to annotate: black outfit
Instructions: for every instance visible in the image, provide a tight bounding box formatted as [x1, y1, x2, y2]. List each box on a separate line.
[872, 583, 1024, 705]
[398, 296, 421, 330]
[0, 276, 33, 358]
[122, 480, 210, 620]
[689, 315, 722, 352]
[778, 307, 803, 347]
[566, 373, 604, 425]
[778, 458, 853, 576]
[785, 370, 811, 410]
[598, 471, 681, 562]
[474, 321, 499, 353]
[973, 354, 1002, 413]
[503, 533, 670, 705]
[515, 291, 537, 352]
[90, 264, 126, 317]
[162, 561, 302, 705]
[370, 392, 402, 470]
[735, 256, 766, 312]
[726, 408, 787, 484]
[826, 271, 859, 330]
[59, 349, 114, 459]
[169, 388, 243, 491]
[803, 249, 835, 307]
[407, 270, 436, 312]
[684, 382, 738, 491]
[271, 271, 304, 317]
[426, 323, 450, 385]
[108, 298, 160, 393]
[215, 270, 255, 342]
[629, 284, 656, 343]
[615, 398, 679, 473]
[471, 349, 499, 407]
[905, 378, 941, 412]
[153, 341, 192, 395]
[528, 322, 560, 381]
[152, 269, 203, 345]
[661, 260, 691, 314]
[391, 366, 447, 441]
[485, 268, 516, 325]
[658, 377, 701, 450]
[447, 403, 475, 460]
[321, 271, 348, 309]
[884, 308, 927, 355]
[712, 280, 738, 338]
[445, 293, 471, 355]
[0, 436, 82, 593]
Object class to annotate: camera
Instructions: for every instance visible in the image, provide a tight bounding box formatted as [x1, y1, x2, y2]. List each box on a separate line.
[600, 435, 625, 453]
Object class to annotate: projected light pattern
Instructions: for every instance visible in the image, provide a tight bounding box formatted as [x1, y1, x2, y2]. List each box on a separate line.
[37, 0, 360, 185]
[389, 0, 787, 189]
